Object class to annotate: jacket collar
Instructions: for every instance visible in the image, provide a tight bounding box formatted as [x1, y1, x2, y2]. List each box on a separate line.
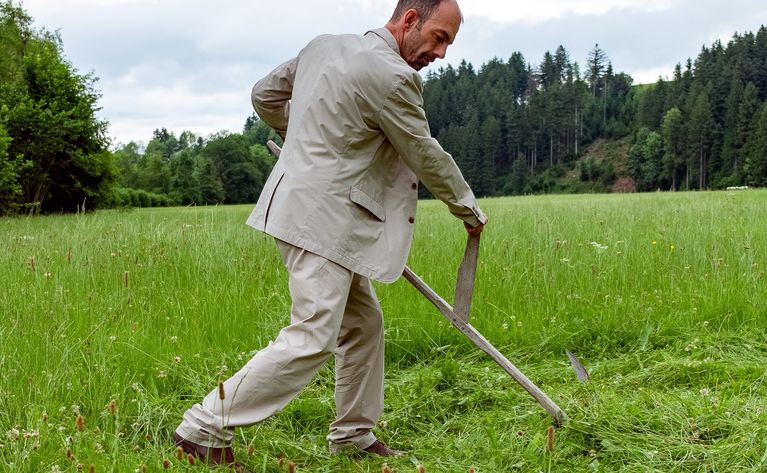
[366, 27, 401, 55]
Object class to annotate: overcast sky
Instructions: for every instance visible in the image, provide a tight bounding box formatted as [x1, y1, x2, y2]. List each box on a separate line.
[22, 0, 767, 147]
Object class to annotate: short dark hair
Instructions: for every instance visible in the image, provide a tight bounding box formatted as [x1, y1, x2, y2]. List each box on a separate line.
[389, 0, 451, 24]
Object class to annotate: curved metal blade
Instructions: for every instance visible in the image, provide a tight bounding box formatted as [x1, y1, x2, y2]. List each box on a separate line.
[566, 350, 590, 381]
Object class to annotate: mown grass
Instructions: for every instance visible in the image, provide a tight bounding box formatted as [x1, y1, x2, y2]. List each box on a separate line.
[0, 190, 765, 472]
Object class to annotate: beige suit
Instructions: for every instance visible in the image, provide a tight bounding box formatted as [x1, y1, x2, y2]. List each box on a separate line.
[248, 28, 485, 282]
[176, 28, 485, 452]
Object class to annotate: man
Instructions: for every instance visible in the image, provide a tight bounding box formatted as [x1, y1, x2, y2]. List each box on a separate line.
[173, 0, 487, 469]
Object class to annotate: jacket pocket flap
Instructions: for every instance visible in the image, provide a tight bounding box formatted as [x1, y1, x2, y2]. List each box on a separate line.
[350, 186, 386, 222]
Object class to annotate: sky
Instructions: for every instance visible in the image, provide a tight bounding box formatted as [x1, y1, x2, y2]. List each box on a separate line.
[21, 0, 767, 147]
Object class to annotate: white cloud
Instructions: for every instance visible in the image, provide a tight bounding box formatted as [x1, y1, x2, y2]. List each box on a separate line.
[18, 0, 767, 145]
[462, 0, 677, 24]
[630, 65, 676, 85]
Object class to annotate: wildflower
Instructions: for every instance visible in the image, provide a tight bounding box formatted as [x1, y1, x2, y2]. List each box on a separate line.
[162, 459, 171, 469]
[699, 388, 710, 396]
[109, 336, 117, 342]
[76, 415, 85, 432]
[590, 242, 608, 251]
[51, 465, 62, 473]
[175, 446, 184, 461]
[170, 336, 178, 343]
[158, 371, 167, 379]
[108, 400, 117, 416]
[670, 245, 676, 252]
[45, 272, 52, 280]
[652, 240, 657, 246]
[219, 382, 226, 400]
[6, 428, 20, 441]
[173, 356, 181, 364]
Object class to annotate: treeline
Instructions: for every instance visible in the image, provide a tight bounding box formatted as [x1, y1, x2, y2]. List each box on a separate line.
[1, 2, 114, 214]
[2, 0, 766, 215]
[423, 26, 767, 195]
[112, 118, 280, 208]
[0, 1, 280, 214]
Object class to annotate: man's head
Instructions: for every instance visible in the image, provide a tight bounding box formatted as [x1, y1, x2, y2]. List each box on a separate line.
[385, 0, 463, 71]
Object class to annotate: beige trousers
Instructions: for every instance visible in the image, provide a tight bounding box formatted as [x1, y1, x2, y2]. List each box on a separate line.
[175, 239, 385, 450]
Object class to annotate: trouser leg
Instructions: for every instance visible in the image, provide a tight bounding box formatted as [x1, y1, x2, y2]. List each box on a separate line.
[175, 239, 353, 447]
[327, 274, 385, 451]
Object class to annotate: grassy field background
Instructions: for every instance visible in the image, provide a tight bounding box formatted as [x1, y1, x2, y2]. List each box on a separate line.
[1, 190, 765, 472]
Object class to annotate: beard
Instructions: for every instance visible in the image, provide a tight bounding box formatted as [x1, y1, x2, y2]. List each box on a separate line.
[401, 31, 433, 70]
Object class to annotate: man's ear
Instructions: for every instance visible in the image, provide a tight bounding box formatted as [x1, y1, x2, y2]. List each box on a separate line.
[403, 9, 420, 32]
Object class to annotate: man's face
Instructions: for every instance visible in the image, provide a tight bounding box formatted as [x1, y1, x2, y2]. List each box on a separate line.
[400, 1, 461, 71]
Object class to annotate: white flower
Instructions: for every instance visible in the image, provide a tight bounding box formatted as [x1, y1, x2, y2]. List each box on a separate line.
[590, 242, 608, 251]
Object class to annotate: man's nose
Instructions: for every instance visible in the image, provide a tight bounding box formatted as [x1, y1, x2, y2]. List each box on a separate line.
[435, 44, 448, 59]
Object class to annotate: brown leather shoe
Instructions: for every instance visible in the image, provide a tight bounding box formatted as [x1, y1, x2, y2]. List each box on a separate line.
[172, 432, 252, 472]
[362, 440, 406, 457]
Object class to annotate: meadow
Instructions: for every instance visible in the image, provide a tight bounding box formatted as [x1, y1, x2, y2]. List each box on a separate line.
[1, 190, 765, 472]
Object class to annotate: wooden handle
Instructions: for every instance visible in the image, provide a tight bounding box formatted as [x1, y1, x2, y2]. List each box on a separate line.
[403, 265, 565, 424]
[267, 140, 282, 157]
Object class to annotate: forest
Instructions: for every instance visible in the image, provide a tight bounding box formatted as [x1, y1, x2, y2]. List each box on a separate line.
[1, 0, 765, 214]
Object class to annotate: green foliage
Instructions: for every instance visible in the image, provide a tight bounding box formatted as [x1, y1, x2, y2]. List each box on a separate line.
[660, 107, 684, 189]
[744, 102, 767, 186]
[629, 128, 664, 191]
[0, 120, 30, 213]
[423, 26, 767, 194]
[111, 121, 277, 208]
[0, 1, 114, 214]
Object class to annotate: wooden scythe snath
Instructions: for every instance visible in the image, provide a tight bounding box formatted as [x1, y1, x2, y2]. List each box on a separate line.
[403, 234, 566, 425]
[264, 140, 565, 424]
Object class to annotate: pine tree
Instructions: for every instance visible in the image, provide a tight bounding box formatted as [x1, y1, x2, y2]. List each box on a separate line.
[744, 102, 767, 186]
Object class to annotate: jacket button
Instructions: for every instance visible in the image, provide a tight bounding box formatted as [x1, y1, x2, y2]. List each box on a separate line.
[411, 183, 417, 190]
[408, 216, 415, 224]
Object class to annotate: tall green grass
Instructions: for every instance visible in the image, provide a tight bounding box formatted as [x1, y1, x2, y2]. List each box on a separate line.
[1, 191, 765, 472]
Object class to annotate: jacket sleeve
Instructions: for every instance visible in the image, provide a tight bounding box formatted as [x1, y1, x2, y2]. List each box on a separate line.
[378, 73, 487, 227]
[251, 57, 298, 138]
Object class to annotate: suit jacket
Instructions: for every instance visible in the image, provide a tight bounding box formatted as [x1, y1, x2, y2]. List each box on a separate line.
[247, 27, 486, 283]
